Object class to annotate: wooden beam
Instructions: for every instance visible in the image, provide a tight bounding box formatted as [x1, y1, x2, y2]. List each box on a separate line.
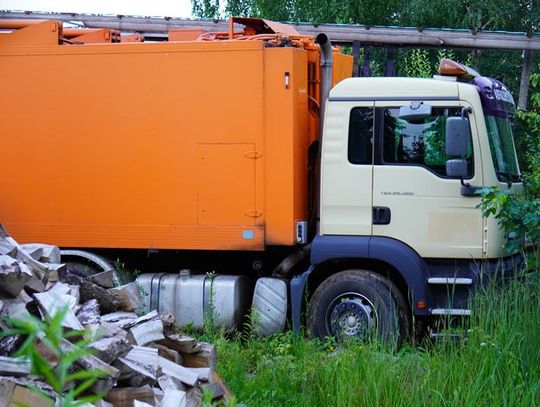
[1, 11, 540, 51]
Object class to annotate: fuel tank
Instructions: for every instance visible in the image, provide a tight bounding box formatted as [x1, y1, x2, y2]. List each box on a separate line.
[137, 272, 253, 330]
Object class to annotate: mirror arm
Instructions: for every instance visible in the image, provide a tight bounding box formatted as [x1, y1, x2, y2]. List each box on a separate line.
[459, 177, 481, 197]
[461, 106, 472, 118]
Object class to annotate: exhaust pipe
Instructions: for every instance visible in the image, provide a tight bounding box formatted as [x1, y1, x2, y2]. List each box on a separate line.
[314, 33, 333, 231]
[316, 33, 333, 139]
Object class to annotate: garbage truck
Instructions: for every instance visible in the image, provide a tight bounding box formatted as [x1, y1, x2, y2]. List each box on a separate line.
[0, 17, 523, 342]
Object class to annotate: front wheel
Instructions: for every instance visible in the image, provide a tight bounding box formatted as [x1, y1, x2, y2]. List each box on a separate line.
[307, 270, 409, 347]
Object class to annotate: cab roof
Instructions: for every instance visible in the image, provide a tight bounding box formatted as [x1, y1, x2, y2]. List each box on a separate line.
[329, 77, 462, 100]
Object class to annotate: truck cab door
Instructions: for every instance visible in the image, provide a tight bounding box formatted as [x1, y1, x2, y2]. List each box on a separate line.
[320, 101, 374, 236]
[372, 102, 484, 259]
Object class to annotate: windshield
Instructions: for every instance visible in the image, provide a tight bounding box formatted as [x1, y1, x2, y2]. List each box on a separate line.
[475, 76, 521, 183]
[484, 114, 521, 182]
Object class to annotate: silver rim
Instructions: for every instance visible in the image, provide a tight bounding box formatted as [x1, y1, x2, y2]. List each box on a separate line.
[325, 292, 377, 339]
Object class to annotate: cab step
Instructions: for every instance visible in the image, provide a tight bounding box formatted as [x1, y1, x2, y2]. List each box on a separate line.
[427, 277, 473, 285]
[430, 308, 471, 316]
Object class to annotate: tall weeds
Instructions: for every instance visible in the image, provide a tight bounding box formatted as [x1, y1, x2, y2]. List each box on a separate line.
[216, 270, 540, 406]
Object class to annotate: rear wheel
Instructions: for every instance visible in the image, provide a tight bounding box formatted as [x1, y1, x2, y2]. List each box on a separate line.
[308, 270, 409, 347]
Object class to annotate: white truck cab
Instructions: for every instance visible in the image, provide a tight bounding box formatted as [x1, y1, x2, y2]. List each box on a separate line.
[291, 60, 524, 342]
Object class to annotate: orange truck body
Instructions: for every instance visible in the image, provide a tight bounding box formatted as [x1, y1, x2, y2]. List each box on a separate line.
[0, 19, 352, 251]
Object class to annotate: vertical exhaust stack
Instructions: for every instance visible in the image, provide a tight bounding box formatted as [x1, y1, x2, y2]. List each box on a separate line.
[316, 33, 333, 140]
[315, 33, 333, 229]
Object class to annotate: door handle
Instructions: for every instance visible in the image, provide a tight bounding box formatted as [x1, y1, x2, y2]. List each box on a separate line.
[373, 206, 391, 225]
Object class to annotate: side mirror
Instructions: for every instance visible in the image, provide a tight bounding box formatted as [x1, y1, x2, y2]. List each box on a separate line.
[445, 117, 470, 157]
[446, 159, 468, 178]
[399, 103, 432, 121]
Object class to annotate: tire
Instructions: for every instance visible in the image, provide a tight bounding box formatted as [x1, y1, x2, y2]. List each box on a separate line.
[308, 269, 409, 347]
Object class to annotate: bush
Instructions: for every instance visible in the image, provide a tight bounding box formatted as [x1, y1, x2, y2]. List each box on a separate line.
[477, 176, 539, 255]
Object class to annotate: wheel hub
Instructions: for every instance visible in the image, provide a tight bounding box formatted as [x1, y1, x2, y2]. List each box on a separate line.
[328, 294, 376, 338]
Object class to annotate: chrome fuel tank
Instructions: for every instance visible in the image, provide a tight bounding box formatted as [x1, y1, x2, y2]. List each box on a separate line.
[136, 272, 252, 329]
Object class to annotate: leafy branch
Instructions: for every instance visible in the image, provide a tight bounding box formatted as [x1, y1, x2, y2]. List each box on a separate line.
[2, 308, 107, 407]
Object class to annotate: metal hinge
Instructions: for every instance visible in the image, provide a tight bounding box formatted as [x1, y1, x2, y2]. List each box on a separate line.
[245, 151, 262, 159]
[245, 210, 262, 218]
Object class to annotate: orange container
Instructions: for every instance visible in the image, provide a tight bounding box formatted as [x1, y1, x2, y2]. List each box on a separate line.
[0, 20, 352, 251]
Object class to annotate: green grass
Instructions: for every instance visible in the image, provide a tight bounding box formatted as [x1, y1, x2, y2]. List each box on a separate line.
[208, 269, 540, 407]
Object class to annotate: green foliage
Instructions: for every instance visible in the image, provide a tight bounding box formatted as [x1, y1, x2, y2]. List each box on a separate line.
[115, 257, 145, 280]
[194, 0, 403, 24]
[200, 271, 227, 342]
[516, 71, 540, 172]
[435, 49, 455, 63]
[211, 272, 540, 406]
[1, 308, 107, 407]
[403, 49, 432, 78]
[192, 0, 540, 33]
[477, 183, 540, 254]
[242, 306, 262, 340]
[399, 48, 476, 79]
[192, 0, 221, 19]
[401, 0, 540, 33]
[224, 0, 251, 17]
[202, 386, 238, 407]
[113, 258, 136, 286]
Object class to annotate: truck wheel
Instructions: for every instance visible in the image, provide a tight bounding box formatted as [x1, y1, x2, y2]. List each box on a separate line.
[307, 270, 409, 346]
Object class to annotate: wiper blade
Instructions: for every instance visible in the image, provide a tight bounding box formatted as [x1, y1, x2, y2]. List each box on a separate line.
[496, 171, 522, 185]
[496, 171, 511, 180]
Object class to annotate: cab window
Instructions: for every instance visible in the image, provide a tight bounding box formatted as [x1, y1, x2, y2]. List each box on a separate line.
[348, 107, 374, 165]
[382, 107, 474, 177]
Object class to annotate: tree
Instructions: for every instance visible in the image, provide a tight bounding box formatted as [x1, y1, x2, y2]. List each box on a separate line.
[192, 0, 403, 24]
[192, 0, 220, 19]
[400, 0, 540, 33]
[193, 0, 539, 31]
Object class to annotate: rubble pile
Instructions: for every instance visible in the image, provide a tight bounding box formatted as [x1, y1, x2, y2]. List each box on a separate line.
[0, 225, 230, 407]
